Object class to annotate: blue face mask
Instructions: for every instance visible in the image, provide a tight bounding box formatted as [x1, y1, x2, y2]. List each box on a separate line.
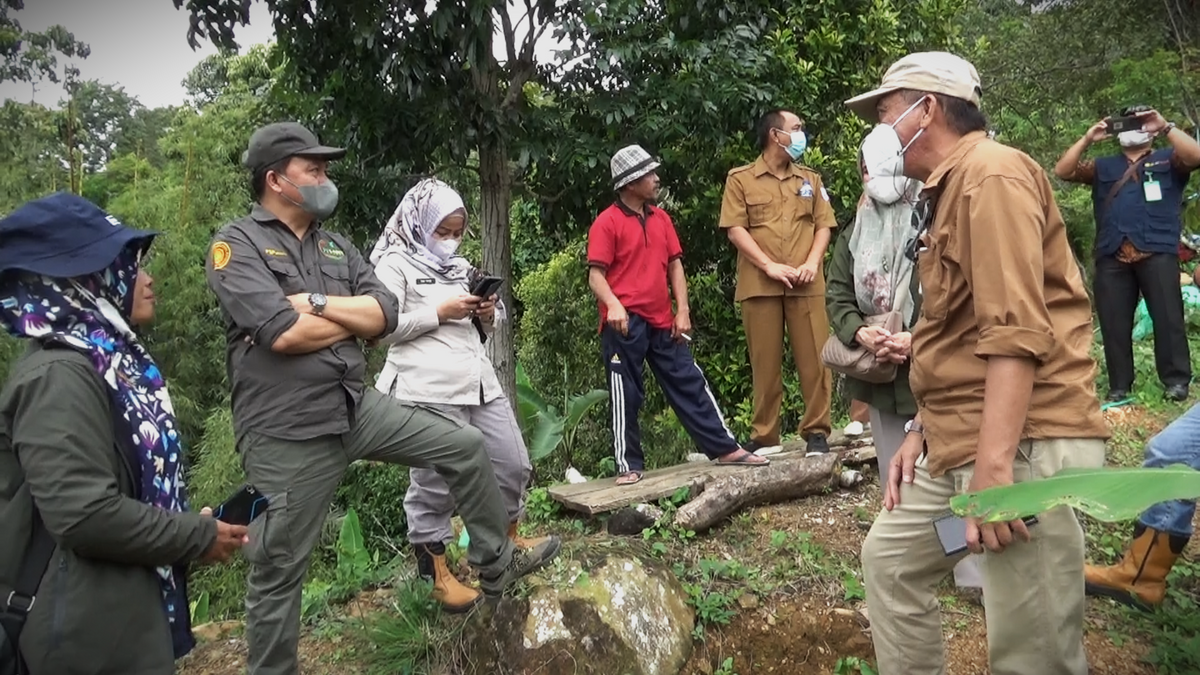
[776, 129, 808, 161]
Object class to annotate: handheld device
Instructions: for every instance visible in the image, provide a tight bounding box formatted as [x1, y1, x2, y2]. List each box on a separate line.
[212, 483, 269, 526]
[469, 275, 504, 299]
[932, 512, 1038, 557]
[1105, 115, 1144, 135]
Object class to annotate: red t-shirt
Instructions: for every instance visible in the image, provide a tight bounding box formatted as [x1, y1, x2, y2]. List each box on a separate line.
[586, 201, 683, 332]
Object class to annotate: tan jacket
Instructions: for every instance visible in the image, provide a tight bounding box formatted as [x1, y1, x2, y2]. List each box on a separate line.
[909, 131, 1109, 477]
[372, 252, 503, 406]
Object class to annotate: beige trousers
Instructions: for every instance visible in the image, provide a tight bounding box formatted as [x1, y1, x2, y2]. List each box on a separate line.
[860, 437, 1106, 675]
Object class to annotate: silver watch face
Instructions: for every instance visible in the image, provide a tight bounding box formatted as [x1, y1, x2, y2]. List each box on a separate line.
[309, 293, 327, 309]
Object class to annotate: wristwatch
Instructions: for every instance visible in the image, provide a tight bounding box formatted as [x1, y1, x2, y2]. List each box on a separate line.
[904, 418, 924, 436]
[1161, 122, 1177, 137]
[308, 292, 328, 316]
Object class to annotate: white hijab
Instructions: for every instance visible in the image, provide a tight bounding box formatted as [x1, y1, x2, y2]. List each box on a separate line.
[370, 178, 471, 281]
[848, 177, 921, 327]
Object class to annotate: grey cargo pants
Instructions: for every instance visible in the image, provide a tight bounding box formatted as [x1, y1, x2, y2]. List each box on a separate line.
[239, 388, 515, 675]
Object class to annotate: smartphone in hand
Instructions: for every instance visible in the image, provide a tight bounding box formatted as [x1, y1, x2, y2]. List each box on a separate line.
[469, 275, 503, 299]
[1105, 115, 1144, 135]
[212, 484, 269, 526]
[932, 512, 1038, 556]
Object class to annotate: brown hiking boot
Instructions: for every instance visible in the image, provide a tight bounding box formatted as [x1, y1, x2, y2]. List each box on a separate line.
[414, 542, 482, 613]
[479, 535, 562, 596]
[509, 521, 552, 550]
[1084, 523, 1188, 609]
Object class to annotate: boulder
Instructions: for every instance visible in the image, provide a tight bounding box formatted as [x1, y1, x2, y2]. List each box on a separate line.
[463, 556, 694, 675]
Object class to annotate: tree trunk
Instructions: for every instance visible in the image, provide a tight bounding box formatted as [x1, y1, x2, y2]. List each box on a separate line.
[672, 453, 842, 533]
[479, 138, 517, 411]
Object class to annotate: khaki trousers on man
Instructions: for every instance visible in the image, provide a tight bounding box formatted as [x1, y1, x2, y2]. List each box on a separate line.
[239, 389, 515, 675]
[861, 438, 1106, 675]
[741, 294, 832, 443]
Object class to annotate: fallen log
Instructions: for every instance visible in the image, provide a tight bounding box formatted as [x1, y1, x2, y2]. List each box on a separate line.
[841, 445, 877, 466]
[672, 452, 842, 532]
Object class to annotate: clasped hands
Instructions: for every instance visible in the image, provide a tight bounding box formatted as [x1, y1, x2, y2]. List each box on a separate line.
[855, 325, 911, 364]
[764, 261, 819, 288]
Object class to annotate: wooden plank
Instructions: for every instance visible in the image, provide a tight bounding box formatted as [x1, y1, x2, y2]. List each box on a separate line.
[547, 438, 875, 515]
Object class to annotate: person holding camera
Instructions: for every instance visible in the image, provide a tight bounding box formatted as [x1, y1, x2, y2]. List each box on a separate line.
[589, 145, 768, 486]
[369, 177, 559, 613]
[1054, 105, 1200, 402]
[0, 193, 247, 675]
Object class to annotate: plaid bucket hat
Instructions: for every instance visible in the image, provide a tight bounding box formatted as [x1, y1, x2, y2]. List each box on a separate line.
[610, 145, 661, 190]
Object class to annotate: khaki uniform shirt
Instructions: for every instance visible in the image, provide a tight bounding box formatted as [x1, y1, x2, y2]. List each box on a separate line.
[719, 156, 837, 301]
[909, 131, 1110, 477]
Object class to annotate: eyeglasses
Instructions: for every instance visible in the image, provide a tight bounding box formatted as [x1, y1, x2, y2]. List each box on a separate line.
[903, 196, 936, 263]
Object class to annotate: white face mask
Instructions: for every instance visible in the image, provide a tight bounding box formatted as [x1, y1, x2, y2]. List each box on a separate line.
[429, 237, 460, 261]
[860, 96, 928, 180]
[1118, 130, 1153, 148]
[864, 176, 910, 205]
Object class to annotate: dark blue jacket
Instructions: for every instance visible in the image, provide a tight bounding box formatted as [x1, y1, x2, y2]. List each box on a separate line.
[1092, 148, 1188, 258]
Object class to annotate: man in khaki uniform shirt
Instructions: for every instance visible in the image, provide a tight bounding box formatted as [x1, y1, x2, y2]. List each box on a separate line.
[719, 109, 835, 455]
[845, 53, 1109, 675]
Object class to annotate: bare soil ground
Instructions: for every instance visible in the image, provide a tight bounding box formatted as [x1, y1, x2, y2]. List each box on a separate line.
[178, 404, 1187, 675]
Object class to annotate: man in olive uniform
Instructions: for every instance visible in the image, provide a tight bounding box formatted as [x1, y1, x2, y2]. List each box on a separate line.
[719, 109, 835, 455]
[205, 122, 559, 675]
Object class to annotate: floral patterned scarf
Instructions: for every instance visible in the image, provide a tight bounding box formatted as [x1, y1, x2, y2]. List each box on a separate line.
[0, 245, 196, 658]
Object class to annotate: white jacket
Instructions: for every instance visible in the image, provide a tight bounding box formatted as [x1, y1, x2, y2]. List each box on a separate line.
[372, 252, 504, 406]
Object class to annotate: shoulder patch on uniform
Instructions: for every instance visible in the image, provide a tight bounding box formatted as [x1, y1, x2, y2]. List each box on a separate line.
[211, 241, 232, 270]
[820, 186, 830, 202]
[726, 163, 754, 176]
[319, 238, 346, 261]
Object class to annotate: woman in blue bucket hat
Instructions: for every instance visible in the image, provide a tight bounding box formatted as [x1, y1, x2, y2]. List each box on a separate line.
[0, 193, 247, 675]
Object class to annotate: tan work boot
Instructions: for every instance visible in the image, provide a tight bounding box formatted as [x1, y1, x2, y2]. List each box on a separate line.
[414, 542, 482, 613]
[1084, 523, 1188, 609]
[509, 521, 552, 550]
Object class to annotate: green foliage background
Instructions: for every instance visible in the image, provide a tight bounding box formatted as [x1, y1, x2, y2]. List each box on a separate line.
[2, 0, 1200, 630]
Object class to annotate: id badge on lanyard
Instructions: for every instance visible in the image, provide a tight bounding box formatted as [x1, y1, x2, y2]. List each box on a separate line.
[1144, 176, 1163, 203]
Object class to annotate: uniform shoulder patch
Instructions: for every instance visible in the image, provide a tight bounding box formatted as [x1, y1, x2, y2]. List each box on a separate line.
[211, 241, 232, 270]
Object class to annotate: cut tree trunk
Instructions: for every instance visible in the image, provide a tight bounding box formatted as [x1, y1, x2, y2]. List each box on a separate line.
[672, 453, 842, 533]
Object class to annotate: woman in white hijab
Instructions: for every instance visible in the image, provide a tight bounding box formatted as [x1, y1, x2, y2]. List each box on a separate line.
[369, 178, 555, 613]
[825, 147, 983, 596]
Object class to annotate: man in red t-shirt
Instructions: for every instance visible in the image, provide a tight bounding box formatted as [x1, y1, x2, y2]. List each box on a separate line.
[587, 145, 770, 485]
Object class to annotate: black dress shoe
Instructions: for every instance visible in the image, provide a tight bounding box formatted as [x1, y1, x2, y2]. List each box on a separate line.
[1165, 384, 1189, 402]
[806, 433, 830, 454]
[1106, 389, 1130, 402]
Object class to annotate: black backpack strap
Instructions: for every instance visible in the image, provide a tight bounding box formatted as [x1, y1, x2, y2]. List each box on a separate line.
[1, 508, 56, 672]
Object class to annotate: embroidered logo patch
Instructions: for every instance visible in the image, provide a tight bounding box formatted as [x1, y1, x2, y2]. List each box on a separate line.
[820, 186, 830, 202]
[264, 247, 288, 258]
[799, 182, 814, 198]
[319, 239, 345, 261]
[610, 354, 621, 364]
[211, 241, 232, 270]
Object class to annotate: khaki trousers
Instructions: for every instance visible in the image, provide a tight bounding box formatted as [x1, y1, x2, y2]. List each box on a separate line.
[741, 294, 832, 443]
[860, 437, 1106, 675]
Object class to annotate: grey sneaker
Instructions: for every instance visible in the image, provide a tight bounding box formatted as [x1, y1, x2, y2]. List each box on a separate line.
[479, 535, 563, 595]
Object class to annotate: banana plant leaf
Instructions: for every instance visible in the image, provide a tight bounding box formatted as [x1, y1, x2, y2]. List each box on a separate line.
[527, 410, 566, 463]
[949, 465, 1200, 523]
[565, 389, 608, 431]
[515, 362, 553, 436]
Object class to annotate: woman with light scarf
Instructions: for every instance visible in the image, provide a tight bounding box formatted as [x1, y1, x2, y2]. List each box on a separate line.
[0, 193, 246, 675]
[825, 153, 983, 594]
[369, 178, 556, 613]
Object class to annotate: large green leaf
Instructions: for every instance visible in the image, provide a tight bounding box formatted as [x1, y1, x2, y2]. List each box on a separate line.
[527, 410, 566, 463]
[564, 388, 608, 433]
[949, 465, 1200, 523]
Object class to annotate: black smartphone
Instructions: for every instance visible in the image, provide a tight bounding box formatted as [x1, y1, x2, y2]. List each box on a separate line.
[212, 483, 269, 526]
[470, 275, 503, 298]
[932, 512, 1038, 556]
[1105, 115, 1144, 134]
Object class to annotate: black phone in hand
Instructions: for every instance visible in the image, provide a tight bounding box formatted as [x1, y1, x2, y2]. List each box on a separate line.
[212, 484, 269, 526]
[1105, 115, 1144, 135]
[470, 275, 503, 298]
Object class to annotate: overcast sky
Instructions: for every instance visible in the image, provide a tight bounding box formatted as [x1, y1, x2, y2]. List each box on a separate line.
[2, 0, 567, 111]
[0, 0, 276, 109]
